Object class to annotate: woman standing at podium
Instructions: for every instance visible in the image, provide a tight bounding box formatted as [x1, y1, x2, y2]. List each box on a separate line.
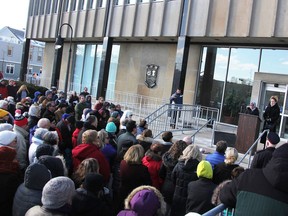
[245, 102, 259, 116]
[260, 96, 280, 145]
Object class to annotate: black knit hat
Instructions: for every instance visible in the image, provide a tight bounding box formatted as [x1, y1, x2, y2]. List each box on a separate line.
[267, 132, 280, 145]
[36, 144, 54, 159]
[83, 173, 104, 195]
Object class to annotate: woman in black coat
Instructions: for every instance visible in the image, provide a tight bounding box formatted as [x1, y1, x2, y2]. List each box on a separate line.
[260, 96, 280, 144]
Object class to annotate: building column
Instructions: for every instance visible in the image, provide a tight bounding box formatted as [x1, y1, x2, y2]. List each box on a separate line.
[51, 47, 63, 88]
[171, 36, 190, 94]
[97, 37, 113, 98]
[20, 39, 30, 81]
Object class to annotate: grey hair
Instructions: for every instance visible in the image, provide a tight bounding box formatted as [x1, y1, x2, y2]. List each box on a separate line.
[179, 144, 202, 165]
[34, 128, 49, 140]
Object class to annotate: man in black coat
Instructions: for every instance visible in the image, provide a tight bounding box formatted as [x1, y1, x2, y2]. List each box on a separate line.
[251, 132, 280, 169]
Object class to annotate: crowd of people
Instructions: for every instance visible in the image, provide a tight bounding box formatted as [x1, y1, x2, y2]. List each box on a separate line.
[0, 80, 288, 216]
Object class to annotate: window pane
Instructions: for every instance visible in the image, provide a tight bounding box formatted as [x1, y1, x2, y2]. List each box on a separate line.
[91, 45, 102, 96]
[81, 45, 95, 93]
[260, 49, 288, 75]
[72, 45, 85, 93]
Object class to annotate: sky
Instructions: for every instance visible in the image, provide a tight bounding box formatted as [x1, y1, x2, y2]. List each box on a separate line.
[0, 0, 29, 30]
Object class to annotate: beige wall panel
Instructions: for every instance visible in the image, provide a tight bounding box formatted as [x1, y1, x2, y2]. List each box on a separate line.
[115, 43, 177, 101]
[148, 3, 165, 36]
[93, 10, 106, 37]
[49, 14, 58, 39]
[275, 0, 288, 37]
[109, 6, 124, 36]
[134, 4, 150, 37]
[187, 0, 210, 36]
[206, 0, 230, 36]
[41, 43, 54, 88]
[32, 18, 39, 38]
[26, 17, 33, 38]
[85, 11, 96, 37]
[227, 0, 253, 37]
[38, 16, 45, 38]
[121, 6, 136, 37]
[250, 0, 278, 37]
[43, 15, 52, 38]
[75, 12, 86, 37]
[184, 45, 202, 104]
[162, 0, 182, 36]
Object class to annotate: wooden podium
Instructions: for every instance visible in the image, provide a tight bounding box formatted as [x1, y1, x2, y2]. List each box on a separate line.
[235, 113, 261, 154]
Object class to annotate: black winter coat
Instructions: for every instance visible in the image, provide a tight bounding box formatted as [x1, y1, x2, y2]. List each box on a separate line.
[250, 147, 275, 169]
[213, 162, 238, 185]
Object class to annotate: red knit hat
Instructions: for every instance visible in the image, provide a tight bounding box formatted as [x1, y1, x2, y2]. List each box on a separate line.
[14, 109, 28, 127]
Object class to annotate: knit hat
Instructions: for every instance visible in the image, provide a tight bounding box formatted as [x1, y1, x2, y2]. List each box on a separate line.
[38, 155, 65, 178]
[45, 90, 53, 97]
[0, 123, 13, 132]
[0, 130, 17, 146]
[41, 176, 75, 209]
[36, 144, 55, 159]
[273, 144, 288, 159]
[6, 96, 14, 104]
[197, 160, 213, 179]
[24, 163, 51, 190]
[267, 132, 280, 145]
[183, 136, 193, 145]
[28, 104, 40, 117]
[111, 111, 119, 118]
[62, 113, 71, 120]
[106, 122, 117, 133]
[82, 173, 104, 195]
[14, 109, 28, 127]
[129, 189, 160, 216]
[0, 108, 9, 118]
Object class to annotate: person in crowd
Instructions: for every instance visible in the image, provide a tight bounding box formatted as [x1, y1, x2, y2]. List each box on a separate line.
[81, 108, 92, 122]
[118, 119, 129, 136]
[28, 128, 49, 164]
[25, 176, 75, 216]
[13, 110, 29, 172]
[72, 173, 112, 216]
[16, 84, 29, 102]
[136, 128, 154, 153]
[72, 120, 84, 148]
[33, 144, 55, 163]
[0, 122, 13, 132]
[38, 155, 65, 178]
[72, 129, 110, 183]
[213, 147, 239, 185]
[245, 101, 260, 116]
[7, 79, 18, 100]
[85, 95, 92, 109]
[6, 96, 16, 118]
[32, 91, 42, 104]
[220, 144, 288, 215]
[0, 79, 8, 99]
[80, 86, 90, 98]
[161, 131, 174, 154]
[42, 101, 57, 126]
[118, 144, 152, 212]
[205, 140, 228, 169]
[170, 144, 202, 216]
[97, 108, 108, 131]
[54, 102, 68, 124]
[19, 98, 31, 113]
[12, 163, 51, 216]
[55, 91, 66, 106]
[186, 160, 217, 214]
[159, 140, 188, 215]
[0, 130, 21, 216]
[94, 96, 105, 111]
[261, 95, 280, 145]
[118, 185, 166, 216]
[183, 136, 193, 145]
[115, 104, 124, 117]
[119, 110, 133, 130]
[142, 142, 163, 190]
[136, 119, 148, 136]
[0, 100, 14, 124]
[76, 114, 98, 145]
[169, 88, 183, 128]
[29, 117, 51, 144]
[50, 86, 58, 101]
[100, 128, 117, 171]
[68, 91, 79, 107]
[117, 120, 138, 154]
[75, 94, 89, 121]
[0, 107, 10, 123]
[28, 101, 41, 129]
[71, 158, 99, 188]
[251, 131, 280, 169]
[40, 90, 53, 116]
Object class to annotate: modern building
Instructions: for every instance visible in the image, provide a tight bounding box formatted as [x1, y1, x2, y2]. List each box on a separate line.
[25, 0, 288, 139]
[0, 26, 44, 83]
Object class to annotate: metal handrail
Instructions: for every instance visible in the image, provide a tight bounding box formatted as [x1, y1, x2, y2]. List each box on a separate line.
[202, 203, 226, 216]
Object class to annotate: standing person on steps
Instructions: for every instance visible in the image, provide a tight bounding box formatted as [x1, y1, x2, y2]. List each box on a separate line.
[170, 88, 183, 129]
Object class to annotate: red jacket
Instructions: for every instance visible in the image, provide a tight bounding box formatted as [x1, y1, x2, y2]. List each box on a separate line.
[72, 143, 110, 183]
[72, 128, 81, 148]
[0, 85, 8, 99]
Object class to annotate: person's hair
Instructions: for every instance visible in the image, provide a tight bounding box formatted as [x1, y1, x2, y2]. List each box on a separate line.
[34, 128, 49, 140]
[216, 140, 228, 154]
[224, 147, 238, 165]
[97, 129, 108, 149]
[124, 144, 145, 164]
[75, 120, 84, 129]
[167, 140, 188, 160]
[46, 101, 56, 108]
[270, 95, 278, 103]
[138, 119, 147, 128]
[142, 129, 153, 138]
[162, 131, 173, 142]
[126, 120, 137, 133]
[38, 96, 46, 104]
[231, 166, 244, 179]
[85, 115, 98, 125]
[43, 131, 59, 146]
[82, 129, 98, 145]
[72, 158, 99, 186]
[179, 144, 202, 165]
[37, 118, 51, 129]
[17, 84, 29, 94]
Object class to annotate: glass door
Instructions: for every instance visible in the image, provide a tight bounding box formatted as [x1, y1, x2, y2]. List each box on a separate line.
[260, 83, 288, 138]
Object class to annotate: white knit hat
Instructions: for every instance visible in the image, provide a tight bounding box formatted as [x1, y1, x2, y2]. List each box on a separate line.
[0, 123, 13, 132]
[0, 130, 17, 146]
[41, 176, 75, 209]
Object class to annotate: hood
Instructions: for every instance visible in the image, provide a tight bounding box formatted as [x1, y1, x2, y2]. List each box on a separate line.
[144, 149, 162, 162]
[72, 144, 98, 161]
[263, 157, 288, 193]
[179, 158, 199, 172]
[197, 160, 213, 179]
[38, 155, 64, 178]
[25, 163, 51, 190]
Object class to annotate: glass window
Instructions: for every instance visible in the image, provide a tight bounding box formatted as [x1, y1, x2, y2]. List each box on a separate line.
[91, 45, 102, 96]
[53, 0, 59, 13]
[260, 49, 288, 75]
[7, 46, 13, 56]
[6, 64, 14, 74]
[73, 45, 85, 93]
[46, 0, 52, 14]
[64, 0, 70, 11]
[40, 0, 45, 15]
[81, 45, 96, 93]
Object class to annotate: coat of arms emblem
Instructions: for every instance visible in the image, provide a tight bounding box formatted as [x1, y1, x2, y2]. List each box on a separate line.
[145, 64, 159, 88]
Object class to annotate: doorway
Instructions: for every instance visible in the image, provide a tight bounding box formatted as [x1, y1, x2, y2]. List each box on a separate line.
[260, 83, 288, 139]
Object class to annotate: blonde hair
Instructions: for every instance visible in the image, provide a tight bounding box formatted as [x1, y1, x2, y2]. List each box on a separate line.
[17, 85, 29, 94]
[224, 147, 238, 165]
[270, 95, 278, 103]
[180, 144, 202, 165]
[82, 129, 98, 146]
[97, 129, 108, 149]
[123, 144, 144, 164]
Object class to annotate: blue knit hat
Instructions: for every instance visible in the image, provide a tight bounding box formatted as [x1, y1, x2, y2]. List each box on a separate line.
[105, 122, 117, 133]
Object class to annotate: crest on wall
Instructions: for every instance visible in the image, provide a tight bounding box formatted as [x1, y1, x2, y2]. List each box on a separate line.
[145, 64, 159, 88]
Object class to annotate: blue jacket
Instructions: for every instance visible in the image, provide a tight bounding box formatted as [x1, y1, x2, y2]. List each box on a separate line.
[205, 152, 225, 169]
